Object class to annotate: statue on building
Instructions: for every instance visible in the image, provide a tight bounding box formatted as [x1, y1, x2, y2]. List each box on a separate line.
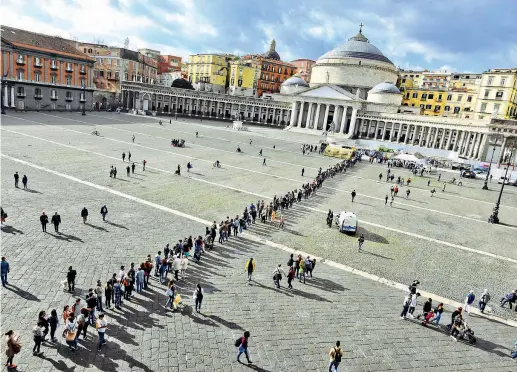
[326, 71, 330, 83]
[270, 39, 276, 52]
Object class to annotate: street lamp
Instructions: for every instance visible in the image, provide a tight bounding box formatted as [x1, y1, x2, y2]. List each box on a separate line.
[482, 133, 502, 190]
[489, 138, 516, 224]
[82, 84, 86, 116]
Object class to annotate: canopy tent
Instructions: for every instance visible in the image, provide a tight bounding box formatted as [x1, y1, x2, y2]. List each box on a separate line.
[393, 153, 421, 162]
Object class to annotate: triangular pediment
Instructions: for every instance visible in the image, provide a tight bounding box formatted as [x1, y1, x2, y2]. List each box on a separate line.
[298, 84, 362, 101]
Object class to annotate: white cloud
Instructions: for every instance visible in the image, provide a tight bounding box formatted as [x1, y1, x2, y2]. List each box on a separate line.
[150, 5, 217, 37]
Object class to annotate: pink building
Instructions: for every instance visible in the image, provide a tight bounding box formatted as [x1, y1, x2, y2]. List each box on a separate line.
[290, 59, 315, 83]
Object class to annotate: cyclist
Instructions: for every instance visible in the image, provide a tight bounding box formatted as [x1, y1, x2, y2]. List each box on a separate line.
[214, 160, 221, 168]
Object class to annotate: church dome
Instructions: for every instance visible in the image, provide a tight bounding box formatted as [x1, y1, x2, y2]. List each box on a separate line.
[262, 39, 281, 60]
[368, 81, 400, 94]
[172, 78, 194, 90]
[281, 75, 309, 87]
[317, 32, 393, 65]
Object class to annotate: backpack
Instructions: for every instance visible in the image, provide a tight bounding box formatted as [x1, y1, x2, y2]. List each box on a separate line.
[235, 337, 242, 347]
[334, 347, 342, 363]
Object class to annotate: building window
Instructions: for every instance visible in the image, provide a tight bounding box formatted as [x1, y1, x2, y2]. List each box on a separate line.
[278, 67, 282, 74]
[421, 93, 427, 99]
[66, 62, 72, 72]
[484, 90, 490, 98]
[34, 71, 41, 82]
[66, 91, 73, 100]
[454, 107, 460, 114]
[419, 104, 425, 109]
[494, 103, 501, 113]
[480, 103, 487, 112]
[500, 77, 507, 86]
[51, 74, 57, 84]
[444, 106, 450, 111]
[487, 76, 494, 85]
[17, 86, 25, 97]
[80, 78, 85, 87]
[16, 55, 25, 64]
[434, 106, 440, 112]
[51, 60, 58, 69]
[34, 57, 42, 66]
[428, 94, 434, 99]
[457, 95, 462, 102]
[35, 88, 42, 98]
[467, 95, 472, 102]
[412, 92, 418, 98]
[438, 94, 442, 100]
[496, 91, 503, 98]
[66, 76, 71, 86]
[51, 89, 58, 99]
[425, 104, 432, 109]
[17, 70, 24, 80]
[447, 94, 452, 101]
[80, 66, 86, 74]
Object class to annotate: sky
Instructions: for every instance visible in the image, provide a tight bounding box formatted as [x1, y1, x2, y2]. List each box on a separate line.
[2, 0, 517, 73]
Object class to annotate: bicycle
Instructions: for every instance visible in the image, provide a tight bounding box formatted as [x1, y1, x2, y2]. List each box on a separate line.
[213, 161, 221, 168]
[91, 130, 100, 136]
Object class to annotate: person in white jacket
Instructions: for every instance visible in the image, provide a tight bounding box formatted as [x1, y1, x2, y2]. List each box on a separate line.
[192, 284, 204, 313]
[408, 292, 420, 319]
[180, 255, 189, 278]
[272, 264, 286, 289]
[173, 255, 181, 281]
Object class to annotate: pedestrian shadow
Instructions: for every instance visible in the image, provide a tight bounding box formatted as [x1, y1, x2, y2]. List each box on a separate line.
[355, 201, 374, 207]
[359, 248, 394, 260]
[498, 222, 517, 229]
[104, 221, 129, 230]
[85, 223, 108, 232]
[249, 280, 294, 297]
[303, 277, 349, 293]
[5, 284, 41, 301]
[23, 188, 42, 194]
[187, 171, 204, 177]
[142, 169, 159, 174]
[49, 232, 84, 243]
[1, 225, 24, 235]
[180, 305, 218, 327]
[111, 177, 129, 182]
[206, 314, 245, 331]
[43, 357, 76, 371]
[356, 227, 389, 244]
[241, 363, 273, 372]
[391, 206, 411, 211]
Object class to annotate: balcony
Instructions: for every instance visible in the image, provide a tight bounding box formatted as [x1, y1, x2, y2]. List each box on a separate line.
[16, 58, 25, 65]
[79, 68, 87, 75]
[34, 60, 43, 68]
[65, 96, 73, 102]
[66, 66, 73, 72]
[436, 99, 442, 102]
[50, 95, 59, 101]
[80, 97, 86, 102]
[50, 63, 59, 70]
[34, 94, 43, 99]
[16, 92, 26, 98]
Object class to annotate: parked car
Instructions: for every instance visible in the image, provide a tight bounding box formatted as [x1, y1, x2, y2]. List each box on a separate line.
[498, 177, 510, 185]
[461, 170, 477, 179]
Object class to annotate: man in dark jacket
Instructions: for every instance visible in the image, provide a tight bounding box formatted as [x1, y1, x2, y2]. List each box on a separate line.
[51, 212, 61, 233]
[40, 212, 49, 232]
[81, 207, 88, 224]
[67, 266, 77, 292]
[14, 172, 19, 188]
[417, 298, 433, 320]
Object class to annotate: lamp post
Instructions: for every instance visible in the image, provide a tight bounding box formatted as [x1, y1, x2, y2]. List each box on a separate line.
[482, 133, 502, 190]
[489, 138, 516, 224]
[82, 84, 86, 116]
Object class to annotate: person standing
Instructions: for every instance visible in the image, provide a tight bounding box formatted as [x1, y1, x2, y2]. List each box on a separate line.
[478, 289, 490, 313]
[165, 281, 175, 309]
[358, 234, 365, 251]
[442, 183, 446, 192]
[464, 290, 475, 315]
[193, 284, 204, 313]
[272, 264, 286, 288]
[40, 212, 49, 232]
[49, 309, 59, 343]
[154, 251, 162, 277]
[114, 280, 122, 310]
[1, 256, 10, 287]
[81, 207, 88, 224]
[390, 196, 394, 207]
[132, 135, 135, 143]
[135, 267, 144, 293]
[430, 303, 444, 325]
[408, 292, 419, 318]
[126, 165, 130, 176]
[5, 330, 21, 369]
[262, 158, 267, 166]
[385, 194, 388, 205]
[287, 266, 295, 289]
[328, 341, 343, 372]
[100, 205, 108, 221]
[95, 280, 104, 313]
[14, 172, 19, 188]
[301, 168, 305, 177]
[427, 179, 431, 187]
[406, 189, 410, 199]
[128, 151, 131, 162]
[131, 162, 136, 174]
[351, 190, 356, 202]
[122, 152, 126, 162]
[105, 280, 113, 309]
[51, 212, 61, 233]
[173, 254, 181, 280]
[143, 160, 147, 171]
[32, 321, 45, 356]
[22, 175, 28, 189]
[96, 314, 107, 352]
[245, 258, 255, 282]
[180, 255, 188, 278]
[259, 149, 262, 156]
[67, 266, 77, 292]
[400, 293, 411, 319]
[236, 331, 252, 364]
[438, 173, 441, 182]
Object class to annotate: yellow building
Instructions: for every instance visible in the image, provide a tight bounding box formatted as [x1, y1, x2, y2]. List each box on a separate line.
[397, 70, 426, 91]
[228, 60, 260, 97]
[475, 69, 517, 120]
[402, 88, 447, 116]
[187, 53, 235, 94]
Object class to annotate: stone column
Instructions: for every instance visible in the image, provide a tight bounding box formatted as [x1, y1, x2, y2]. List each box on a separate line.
[468, 133, 478, 158]
[458, 131, 466, 154]
[339, 106, 347, 134]
[424, 126, 432, 147]
[438, 128, 446, 149]
[323, 104, 330, 131]
[403, 125, 410, 144]
[306, 103, 313, 130]
[3, 84, 8, 107]
[472, 133, 482, 159]
[289, 101, 298, 127]
[297, 101, 305, 127]
[348, 107, 358, 136]
[476, 133, 487, 160]
[374, 120, 381, 140]
[10, 87, 15, 107]
[397, 124, 404, 142]
[314, 104, 321, 131]
[444, 129, 453, 151]
[499, 136, 507, 164]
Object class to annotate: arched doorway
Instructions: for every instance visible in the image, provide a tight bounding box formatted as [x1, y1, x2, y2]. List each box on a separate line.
[141, 93, 150, 111]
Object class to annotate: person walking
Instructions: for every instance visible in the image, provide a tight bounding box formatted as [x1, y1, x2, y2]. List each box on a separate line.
[193, 284, 204, 313]
[96, 314, 107, 352]
[427, 179, 431, 187]
[128, 151, 132, 162]
[100, 205, 108, 221]
[400, 293, 411, 319]
[122, 152, 126, 162]
[478, 289, 490, 313]
[287, 266, 295, 289]
[301, 168, 305, 177]
[262, 158, 267, 166]
[328, 341, 343, 372]
[406, 189, 410, 199]
[49, 309, 59, 343]
[173, 254, 181, 280]
[442, 183, 446, 192]
[390, 196, 394, 207]
[180, 255, 189, 278]
[131, 162, 136, 174]
[132, 135, 135, 143]
[1, 257, 10, 287]
[358, 234, 365, 251]
[385, 194, 388, 205]
[464, 290, 475, 315]
[259, 149, 262, 156]
[22, 175, 28, 189]
[14, 172, 19, 188]
[81, 207, 88, 224]
[164, 281, 175, 309]
[236, 331, 252, 364]
[143, 160, 147, 171]
[67, 266, 77, 292]
[126, 165, 130, 176]
[272, 264, 286, 288]
[438, 173, 441, 182]
[5, 330, 21, 370]
[32, 321, 45, 356]
[50, 212, 61, 233]
[351, 190, 356, 202]
[245, 258, 255, 282]
[40, 212, 49, 232]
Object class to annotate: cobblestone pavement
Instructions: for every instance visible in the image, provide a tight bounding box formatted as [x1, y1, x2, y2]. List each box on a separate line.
[1, 112, 516, 371]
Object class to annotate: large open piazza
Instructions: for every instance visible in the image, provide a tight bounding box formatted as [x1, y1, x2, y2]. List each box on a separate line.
[1, 112, 516, 371]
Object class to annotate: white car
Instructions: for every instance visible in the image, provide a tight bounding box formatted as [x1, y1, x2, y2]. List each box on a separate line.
[498, 177, 510, 185]
[335, 211, 358, 234]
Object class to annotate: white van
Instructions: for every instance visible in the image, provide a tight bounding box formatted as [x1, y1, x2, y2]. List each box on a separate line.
[335, 211, 358, 235]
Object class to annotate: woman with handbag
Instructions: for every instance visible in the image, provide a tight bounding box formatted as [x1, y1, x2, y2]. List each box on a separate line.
[64, 314, 78, 351]
[5, 330, 21, 370]
[272, 264, 286, 289]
